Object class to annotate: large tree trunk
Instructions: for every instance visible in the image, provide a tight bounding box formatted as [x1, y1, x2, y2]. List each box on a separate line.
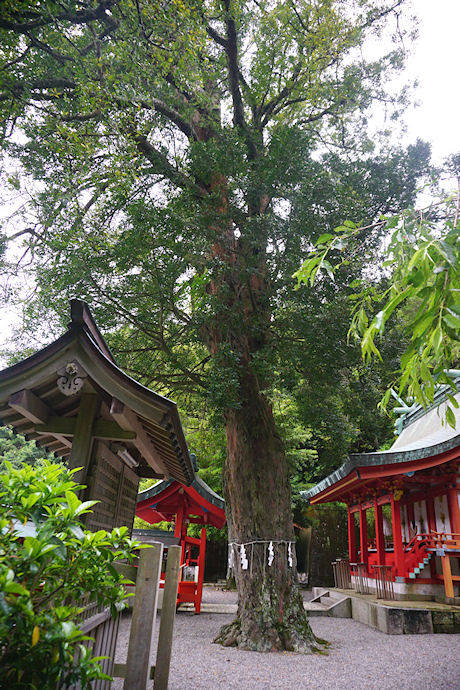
[214, 367, 323, 653]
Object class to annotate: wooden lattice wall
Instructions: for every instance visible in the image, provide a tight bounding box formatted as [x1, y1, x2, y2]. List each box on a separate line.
[83, 442, 139, 534]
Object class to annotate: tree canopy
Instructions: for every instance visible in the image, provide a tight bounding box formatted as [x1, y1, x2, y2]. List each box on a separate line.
[295, 168, 460, 426]
[0, 0, 428, 652]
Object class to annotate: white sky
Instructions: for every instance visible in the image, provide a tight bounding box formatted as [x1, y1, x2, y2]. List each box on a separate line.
[0, 0, 459, 352]
[402, 0, 460, 163]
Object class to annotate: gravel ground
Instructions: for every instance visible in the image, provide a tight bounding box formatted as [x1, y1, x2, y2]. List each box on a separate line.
[113, 588, 460, 690]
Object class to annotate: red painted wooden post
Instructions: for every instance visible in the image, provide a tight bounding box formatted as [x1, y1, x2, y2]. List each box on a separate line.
[174, 494, 185, 539]
[447, 487, 460, 535]
[425, 493, 438, 577]
[441, 552, 455, 598]
[374, 502, 386, 565]
[347, 508, 357, 562]
[425, 493, 437, 532]
[359, 504, 368, 568]
[174, 494, 187, 576]
[194, 528, 206, 614]
[391, 494, 406, 578]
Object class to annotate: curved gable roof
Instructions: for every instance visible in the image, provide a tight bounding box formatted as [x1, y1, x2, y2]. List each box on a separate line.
[0, 300, 194, 485]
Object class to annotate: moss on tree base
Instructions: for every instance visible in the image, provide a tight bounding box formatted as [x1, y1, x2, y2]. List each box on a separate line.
[214, 611, 328, 654]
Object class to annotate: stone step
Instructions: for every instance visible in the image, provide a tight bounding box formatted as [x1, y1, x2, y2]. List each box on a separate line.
[309, 588, 352, 618]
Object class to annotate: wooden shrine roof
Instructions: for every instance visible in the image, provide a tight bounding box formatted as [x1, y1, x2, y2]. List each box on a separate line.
[136, 475, 226, 529]
[0, 300, 194, 485]
[303, 390, 460, 505]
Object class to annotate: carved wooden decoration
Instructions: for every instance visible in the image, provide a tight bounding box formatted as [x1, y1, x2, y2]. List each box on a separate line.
[57, 361, 87, 396]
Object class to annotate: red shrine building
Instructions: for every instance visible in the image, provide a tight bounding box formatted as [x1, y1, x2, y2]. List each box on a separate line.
[136, 474, 226, 613]
[302, 387, 460, 600]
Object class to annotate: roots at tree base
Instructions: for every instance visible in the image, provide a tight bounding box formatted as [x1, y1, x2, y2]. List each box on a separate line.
[213, 612, 329, 654]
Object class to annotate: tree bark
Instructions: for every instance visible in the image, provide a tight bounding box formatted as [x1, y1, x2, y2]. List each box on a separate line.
[214, 366, 322, 653]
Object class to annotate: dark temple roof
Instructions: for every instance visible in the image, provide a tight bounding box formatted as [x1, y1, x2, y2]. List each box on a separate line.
[0, 299, 194, 485]
[136, 474, 226, 529]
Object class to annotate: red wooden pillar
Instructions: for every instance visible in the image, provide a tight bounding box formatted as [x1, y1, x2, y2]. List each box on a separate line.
[174, 494, 185, 538]
[175, 494, 186, 568]
[406, 500, 415, 537]
[426, 493, 437, 533]
[194, 528, 206, 614]
[425, 493, 438, 577]
[348, 507, 357, 562]
[391, 494, 406, 578]
[447, 487, 460, 535]
[359, 504, 368, 568]
[374, 501, 386, 565]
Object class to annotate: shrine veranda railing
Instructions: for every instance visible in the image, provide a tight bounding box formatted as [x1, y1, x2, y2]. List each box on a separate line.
[347, 532, 460, 583]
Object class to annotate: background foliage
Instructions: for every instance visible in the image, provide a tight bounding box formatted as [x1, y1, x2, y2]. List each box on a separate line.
[0, 461, 140, 689]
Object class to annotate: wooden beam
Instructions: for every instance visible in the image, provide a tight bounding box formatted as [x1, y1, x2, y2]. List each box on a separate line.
[8, 389, 51, 424]
[110, 398, 169, 478]
[359, 504, 368, 567]
[68, 394, 99, 486]
[154, 545, 181, 690]
[137, 467, 164, 479]
[441, 553, 455, 598]
[374, 502, 386, 565]
[34, 417, 135, 441]
[123, 543, 163, 690]
[93, 420, 136, 441]
[348, 507, 357, 562]
[391, 493, 406, 578]
[113, 663, 154, 681]
[447, 487, 460, 534]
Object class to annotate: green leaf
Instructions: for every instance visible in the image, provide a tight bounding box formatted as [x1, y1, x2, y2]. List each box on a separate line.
[315, 233, 334, 245]
[447, 394, 459, 409]
[446, 405, 457, 429]
[385, 215, 399, 230]
[444, 308, 460, 328]
[74, 500, 98, 517]
[4, 581, 29, 596]
[65, 490, 80, 516]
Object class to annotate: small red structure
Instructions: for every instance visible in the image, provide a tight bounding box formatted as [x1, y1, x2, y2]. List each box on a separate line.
[303, 390, 460, 600]
[136, 475, 226, 613]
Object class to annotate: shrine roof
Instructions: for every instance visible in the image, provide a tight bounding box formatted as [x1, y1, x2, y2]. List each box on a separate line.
[0, 299, 194, 486]
[302, 389, 460, 505]
[136, 474, 226, 528]
[138, 474, 225, 511]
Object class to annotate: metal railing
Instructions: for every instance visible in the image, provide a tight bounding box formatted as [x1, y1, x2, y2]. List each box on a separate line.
[372, 565, 395, 600]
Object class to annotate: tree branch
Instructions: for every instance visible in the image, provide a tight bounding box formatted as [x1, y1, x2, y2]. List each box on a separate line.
[0, 0, 120, 33]
[259, 63, 302, 128]
[223, 0, 245, 128]
[0, 78, 76, 103]
[25, 33, 75, 64]
[129, 129, 208, 198]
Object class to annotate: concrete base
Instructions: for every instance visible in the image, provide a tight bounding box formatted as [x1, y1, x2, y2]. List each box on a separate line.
[312, 587, 460, 635]
[309, 588, 352, 618]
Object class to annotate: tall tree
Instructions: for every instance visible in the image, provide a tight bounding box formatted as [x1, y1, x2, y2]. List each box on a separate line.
[0, 0, 424, 651]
